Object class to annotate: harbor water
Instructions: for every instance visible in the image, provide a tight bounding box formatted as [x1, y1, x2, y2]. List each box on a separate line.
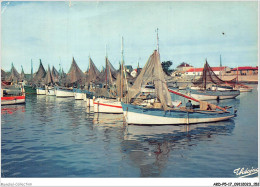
[1, 85, 258, 177]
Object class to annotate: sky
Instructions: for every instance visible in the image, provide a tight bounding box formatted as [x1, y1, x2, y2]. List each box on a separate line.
[1, 1, 258, 74]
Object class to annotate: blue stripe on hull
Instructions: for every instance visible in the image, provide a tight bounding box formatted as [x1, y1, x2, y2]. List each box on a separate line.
[121, 103, 235, 120]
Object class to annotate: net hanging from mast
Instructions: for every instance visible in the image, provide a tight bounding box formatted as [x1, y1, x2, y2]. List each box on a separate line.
[192, 60, 227, 89]
[127, 50, 172, 110]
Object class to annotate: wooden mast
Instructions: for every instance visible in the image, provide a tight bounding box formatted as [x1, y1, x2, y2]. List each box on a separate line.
[220, 55, 222, 79]
[31, 59, 33, 81]
[156, 28, 159, 53]
[105, 45, 108, 90]
[120, 37, 124, 101]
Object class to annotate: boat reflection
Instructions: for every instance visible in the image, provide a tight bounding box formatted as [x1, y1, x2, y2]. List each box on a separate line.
[92, 113, 124, 128]
[1, 104, 25, 115]
[121, 121, 235, 177]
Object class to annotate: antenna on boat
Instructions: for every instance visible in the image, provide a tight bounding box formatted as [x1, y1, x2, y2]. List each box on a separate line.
[156, 28, 159, 53]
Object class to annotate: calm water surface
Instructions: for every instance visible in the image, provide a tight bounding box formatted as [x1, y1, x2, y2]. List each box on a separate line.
[1, 85, 258, 177]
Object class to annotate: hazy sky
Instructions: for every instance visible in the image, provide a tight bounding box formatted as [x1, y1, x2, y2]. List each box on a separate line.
[1, 1, 258, 74]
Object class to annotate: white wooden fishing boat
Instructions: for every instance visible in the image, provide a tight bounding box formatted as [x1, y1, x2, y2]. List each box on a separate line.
[121, 37, 237, 125]
[92, 37, 125, 113]
[55, 87, 74, 97]
[121, 102, 236, 125]
[189, 89, 240, 100]
[36, 87, 46, 95]
[190, 61, 241, 100]
[94, 98, 123, 113]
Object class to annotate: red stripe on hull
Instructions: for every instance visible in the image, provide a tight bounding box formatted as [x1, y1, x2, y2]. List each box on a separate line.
[1, 96, 25, 100]
[93, 102, 122, 109]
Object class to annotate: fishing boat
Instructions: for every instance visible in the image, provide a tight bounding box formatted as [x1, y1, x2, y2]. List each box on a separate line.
[189, 89, 240, 100]
[94, 98, 123, 113]
[1, 89, 25, 105]
[1, 95, 26, 105]
[121, 34, 236, 125]
[55, 87, 74, 97]
[93, 38, 125, 113]
[189, 61, 240, 101]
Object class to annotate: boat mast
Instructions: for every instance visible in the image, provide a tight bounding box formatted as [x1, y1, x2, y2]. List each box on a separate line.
[237, 66, 239, 83]
[220, 55, 222, 79]
[156, 28, 159, 53]
[88, 55, 90, 73]
[31, 59, 33, 81]
[105, 45, 108, 90]
[121, 37, 124, 101]
[204, 59, 207, 90]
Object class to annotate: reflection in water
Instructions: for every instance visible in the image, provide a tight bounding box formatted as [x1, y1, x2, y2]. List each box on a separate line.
[1, 105, 25, 115]
[93, 113, 124, 127]
[122, 121, 235, 177]
[2, 88, 257, 177]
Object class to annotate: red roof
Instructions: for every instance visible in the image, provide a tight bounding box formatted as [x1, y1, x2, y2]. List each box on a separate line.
[186, 67, 227, 72]
[231, 66, 258, 71]
[177, 62, 192, 68]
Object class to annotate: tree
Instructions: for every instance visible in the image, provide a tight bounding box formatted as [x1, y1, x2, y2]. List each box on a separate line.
[161, 61, 173, 76]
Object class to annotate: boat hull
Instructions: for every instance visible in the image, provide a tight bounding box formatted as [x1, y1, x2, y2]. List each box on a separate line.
[56, 88, 74, 97]
[121, 103, 235, 125]
[189, 89, 240, 101]
[94, 98, 123, 113]
[75, 92, 86, 100]
[1, 96, 26, 105]
[46, 88, 55, 96]
[36, 88, 46, 95]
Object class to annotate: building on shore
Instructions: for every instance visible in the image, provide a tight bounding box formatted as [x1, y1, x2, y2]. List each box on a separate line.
[230, 66, 258, 75]
[171, 62, 193, 77]
[185, 66, 231, 76]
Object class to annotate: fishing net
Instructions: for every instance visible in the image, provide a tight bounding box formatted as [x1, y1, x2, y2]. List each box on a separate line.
[8, 64, 20, 82]
[33, 60, 46, 84]
[66, 57, 85, 85]
[192, 61, 226, 89]
[20, 67, 25, 80]
[100, 57, 117, 85]
[1, 69, 7, 81]
[86, 57, 102, 84]
[116, 69, 128, 98]
[127, 50, 172, 110]
[51, 66, 59, 83]
[44, 66, 54, 85]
